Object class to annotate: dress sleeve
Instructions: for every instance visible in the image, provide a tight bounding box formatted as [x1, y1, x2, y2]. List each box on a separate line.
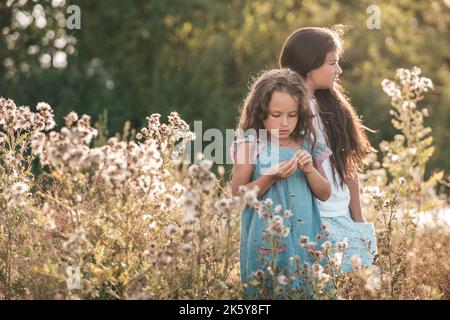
[230, 134, 262, 164]
[311, 141, 332, 166]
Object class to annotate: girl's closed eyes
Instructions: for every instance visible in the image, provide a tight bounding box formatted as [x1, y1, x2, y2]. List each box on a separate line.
[270, 113, 297, 118]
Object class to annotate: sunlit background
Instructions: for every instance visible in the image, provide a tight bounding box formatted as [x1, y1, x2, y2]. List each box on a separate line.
[1, 0, 449, 175]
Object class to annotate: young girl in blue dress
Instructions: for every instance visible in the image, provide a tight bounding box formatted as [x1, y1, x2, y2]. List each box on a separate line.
[231, 68, 332, 298]
[279, 26, 377, 272]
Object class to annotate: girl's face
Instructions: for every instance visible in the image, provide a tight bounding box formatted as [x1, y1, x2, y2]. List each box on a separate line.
[263, 90, 299, 140]
[308, 49, 342, 90]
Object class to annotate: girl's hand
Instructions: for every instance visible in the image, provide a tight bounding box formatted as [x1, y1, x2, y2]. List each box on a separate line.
[295, 150, 313, 174]
[265, 157, 298, 180]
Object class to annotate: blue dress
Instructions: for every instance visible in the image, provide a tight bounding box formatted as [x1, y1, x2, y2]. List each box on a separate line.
[232, 134, 332, 298]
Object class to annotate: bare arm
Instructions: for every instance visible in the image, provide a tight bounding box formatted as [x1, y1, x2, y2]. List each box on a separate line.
[231, 141, 275, 198]
[304, 163, 331, 201]
[346, 173, 365, 222]
[296, 150, 331, 201]
[231, 168, 277, 198]
[231, 141, 298, 198]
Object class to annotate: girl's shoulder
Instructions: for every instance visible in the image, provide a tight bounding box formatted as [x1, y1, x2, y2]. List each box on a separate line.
[233, 133, 258, 144]
[230, 134, 265, 164]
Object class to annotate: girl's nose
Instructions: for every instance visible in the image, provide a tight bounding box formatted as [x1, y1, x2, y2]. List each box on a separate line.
[336, 64, 342, 75]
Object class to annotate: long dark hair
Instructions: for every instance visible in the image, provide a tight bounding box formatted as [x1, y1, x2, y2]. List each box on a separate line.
[279, 26, 373, 186]
[236, 68, 315, 146]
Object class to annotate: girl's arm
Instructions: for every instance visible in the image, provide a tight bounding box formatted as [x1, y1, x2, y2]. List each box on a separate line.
[231, 141, 298, 198]
[346, 173, 366, 222]
[296, 150, 331, 201]
[231, 168, 277, 198]
[231, 141, 277, 198]
[304, 163, 331, 202]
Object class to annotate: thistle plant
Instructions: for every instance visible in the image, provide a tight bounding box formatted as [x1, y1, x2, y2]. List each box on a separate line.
[0, 65, 448, 299]
[360, 67, 448, 299]
[0, 98, 55, 299]
[379, 67, 443, 212]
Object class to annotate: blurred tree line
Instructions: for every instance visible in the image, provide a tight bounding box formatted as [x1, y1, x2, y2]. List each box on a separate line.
[1, 0, 449, 176]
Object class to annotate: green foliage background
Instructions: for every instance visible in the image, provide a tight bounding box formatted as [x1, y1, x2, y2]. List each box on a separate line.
[1, 0, 449, 174]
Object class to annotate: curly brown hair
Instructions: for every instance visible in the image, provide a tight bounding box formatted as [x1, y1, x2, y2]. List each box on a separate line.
[236, 68, 316, 147]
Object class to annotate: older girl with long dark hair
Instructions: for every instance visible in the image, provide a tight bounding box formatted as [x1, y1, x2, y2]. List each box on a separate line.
[279, 26, 377, 271]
